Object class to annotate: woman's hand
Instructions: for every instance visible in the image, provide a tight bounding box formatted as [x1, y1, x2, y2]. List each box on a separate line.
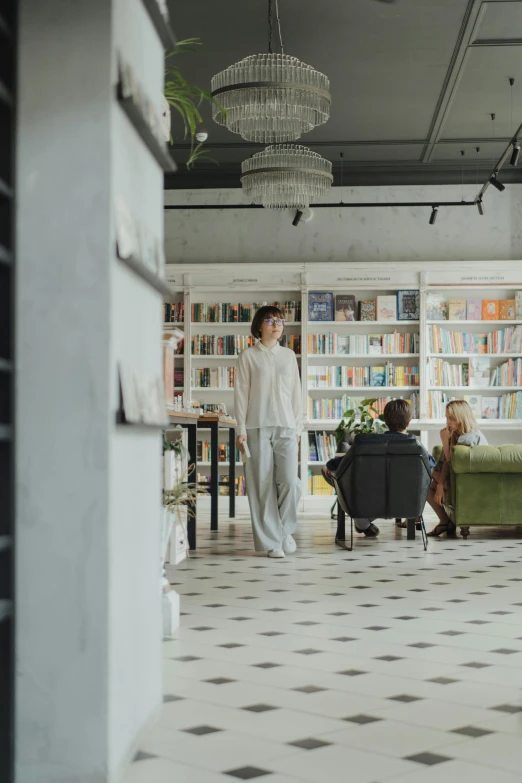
[434, 481, 445, 505]
[236, 434, 247, 453]
[440, 427, 451, 444]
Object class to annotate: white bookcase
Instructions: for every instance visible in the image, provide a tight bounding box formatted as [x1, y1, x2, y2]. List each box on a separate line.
[164, 262, 522, 510]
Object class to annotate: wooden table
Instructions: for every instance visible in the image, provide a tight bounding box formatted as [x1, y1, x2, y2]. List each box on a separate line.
[197, 415, 237, 532]
[167, 411, 199, 550]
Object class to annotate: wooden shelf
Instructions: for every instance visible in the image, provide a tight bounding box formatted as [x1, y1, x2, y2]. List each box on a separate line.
[118, 254, 173, 297]
[117, 85, 176, 172]
[141, 0, 177, 50]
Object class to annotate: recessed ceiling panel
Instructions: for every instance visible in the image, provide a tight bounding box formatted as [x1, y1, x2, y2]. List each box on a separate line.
[441, 46, 522, 139]
[432, 140, 506, 161]
[472, 1, 522, 40]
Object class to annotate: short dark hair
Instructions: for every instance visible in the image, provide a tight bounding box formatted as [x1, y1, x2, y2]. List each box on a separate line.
[383, 399, 412, 432]
[251, 305, 284, 339]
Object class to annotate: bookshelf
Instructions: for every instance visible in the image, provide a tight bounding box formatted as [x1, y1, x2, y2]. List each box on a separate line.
[164, 262, 522, 509]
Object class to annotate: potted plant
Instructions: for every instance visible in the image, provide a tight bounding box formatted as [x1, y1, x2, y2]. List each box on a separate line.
[163, 38, 226, 169]
[335, 398, 386, 450]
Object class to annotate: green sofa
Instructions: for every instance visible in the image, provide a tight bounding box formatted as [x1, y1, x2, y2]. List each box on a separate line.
[433, 444, 522, 537]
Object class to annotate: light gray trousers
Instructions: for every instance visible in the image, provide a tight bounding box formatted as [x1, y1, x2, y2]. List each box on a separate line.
[244, 427, 301, 552]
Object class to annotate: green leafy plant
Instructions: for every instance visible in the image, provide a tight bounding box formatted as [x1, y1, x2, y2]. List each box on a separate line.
[164, 38, 226, 169]
[335, 398, 386, 444]
[163, 466, 199, 517]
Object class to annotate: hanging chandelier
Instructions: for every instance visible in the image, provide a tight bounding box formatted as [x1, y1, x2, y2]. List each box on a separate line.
[210, 0, 331, 143]
[241, 144, 333, 209]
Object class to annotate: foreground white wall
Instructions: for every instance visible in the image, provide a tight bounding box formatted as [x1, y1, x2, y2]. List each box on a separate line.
[165, 185, 522, 264]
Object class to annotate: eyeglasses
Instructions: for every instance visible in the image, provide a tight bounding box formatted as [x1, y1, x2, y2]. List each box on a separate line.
[263, 318, 285, 327]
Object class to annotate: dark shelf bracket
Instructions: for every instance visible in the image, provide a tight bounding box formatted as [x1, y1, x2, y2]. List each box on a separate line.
[140, 0, 177, 50]
[117, 86, 177, 173]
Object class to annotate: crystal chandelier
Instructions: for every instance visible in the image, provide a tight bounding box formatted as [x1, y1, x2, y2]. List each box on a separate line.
[210, 1, 331, 143]
[241, 144, 333, 209]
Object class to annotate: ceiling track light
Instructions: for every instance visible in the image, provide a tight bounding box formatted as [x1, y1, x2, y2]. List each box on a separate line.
[489, 175, 505, 192]
[510, 143, 521, 167]
[477, 200, 484, 216]
[292, 209, 303, 226]
[429, 206, 438, 225]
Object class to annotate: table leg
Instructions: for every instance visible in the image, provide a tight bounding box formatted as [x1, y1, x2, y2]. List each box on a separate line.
[210, 420, 218, 531]
[186, 422, 197, 550]
[229, 427, 236, 519]
[407, 518, 416, 540]
[336, 504, 346, 541]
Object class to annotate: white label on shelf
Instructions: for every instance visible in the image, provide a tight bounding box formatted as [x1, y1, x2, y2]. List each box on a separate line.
[336, 276, 392, 282]
[233, 278, 258, 283]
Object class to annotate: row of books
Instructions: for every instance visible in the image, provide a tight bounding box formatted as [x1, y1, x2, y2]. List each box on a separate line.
[196, 441, 242, 464]
[307, 470, 335, 496]
[308, 331, 419, 356]
[191, 367, 236, 388]
[191, 301, 302, 323]
[164, 302, 184, 323]
[427, 391, 522, 419]
[427, 293, 522, 321]
[309, 291, 419, 322]
[197, 474, 247, 496]
[308, 431, 338, 462]
[308, 365, 420, 388]
[307, 392, 420, 421]
[190, 334, 301, 355]
[429, 325, 522, 355]
[429, 357, 522, 387]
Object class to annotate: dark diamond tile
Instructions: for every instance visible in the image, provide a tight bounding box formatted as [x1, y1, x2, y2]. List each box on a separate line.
[427, 677, 460, 685]
[409, 643, 436, 649]
[288, 738, 332, 750]
[294, 648, 322, 655]
[491, 648, 520, 655]
[191, 626, 215, 631]
[294, 621, 320, 626]
[205, 677, 236, 685]
[173, 655, 201, 662]
[451, 726, 494, 738]
[163, 694, 184, 703]
[358, 603, 380, 608]
[405, 752, 453, 766]
[293, 685, 327, 694]
[225, 766, 272, 779]
[439, 630, 465, 636]
[389, 694, 423, 703]
[253, 662, 281, 669]
[218, 643, 245, 649]
[134, 751, 157, 762]
[242, 704, 279, 713]
[337, 669, 367, 677]
[204, 603, 225, 608]
[491, 704, 522, 713]
[461, 662, 491, 669]
[343, 714, 382, 725]
[467, 620, 490, 625]
[258, 631, 285, 637]
[265, 608, 286, 613]
[328, 612, 350, 616]
[366, 626, 389, 631]
[331, 637, 358, 642]
[490, 611, 512, 615]
[395, 616, 417, 620]
[326, 592, 345, 596]
[183, 725, 222, 736]
[376, 655, 402, 662]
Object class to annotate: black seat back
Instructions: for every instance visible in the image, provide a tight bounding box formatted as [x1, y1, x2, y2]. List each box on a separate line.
[333, 433, 432, 519]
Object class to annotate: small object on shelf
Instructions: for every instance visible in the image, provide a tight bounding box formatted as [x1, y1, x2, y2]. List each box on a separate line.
[397, 290, 419, 321]
[499, 299, 516, 320]
[464, 394, 482, 417]
[516, 291, 522, 319]
[469, 357, 490, 388]
[466, 299, 482, 320]
[426, 293, 447, 320]
[309, 292, 334, 321]
[482, 396, 500, 419]
[335, 294, 356, 322]
[448, 298, 467, 321]
[482, 299, 499, 320]
[368, 335, 383, 355]
[358, 299, 377, 321]
[376, 295, 397, 322]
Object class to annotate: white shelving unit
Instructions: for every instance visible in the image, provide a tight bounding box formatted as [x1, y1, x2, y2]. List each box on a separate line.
[165, 262, 522, 510]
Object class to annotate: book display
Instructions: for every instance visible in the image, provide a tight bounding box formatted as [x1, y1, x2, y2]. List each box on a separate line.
[164, 263, 522, 509]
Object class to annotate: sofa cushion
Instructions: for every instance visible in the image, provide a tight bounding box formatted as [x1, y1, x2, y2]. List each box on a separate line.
[452, 444, 522, 474]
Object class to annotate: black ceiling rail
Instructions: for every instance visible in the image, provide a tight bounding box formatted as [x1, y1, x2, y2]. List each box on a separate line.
[164, 200, 476, 210]
[475, 121, 522, 203]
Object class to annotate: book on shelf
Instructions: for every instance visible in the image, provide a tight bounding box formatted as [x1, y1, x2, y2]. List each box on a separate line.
[368, 334, 383, 355]
[309, 292, 334, 321]
[428, 358, 468, 386]
[370, 366, 386, 386]
[448, 299, 467, 320]
[397, 290, 419, 321]
[482, 299, 499, 320]
[516, 291, 522, 319]
[499, 299, 516, 320]
[307, 470, 335, 496]
[464, 394, 482, 418]
[466, 299, 482, 320]
[468, 357, 490, 387]
[164, 302, 184, 323]
[308, 392, 420, 421]
[358, 300, 376, 321]
[191, 366, 236, 388]
[426, 293, 447, 320]
[335, 294, 356, 321]
[191, 300, 301, 323]
[376, 295, 397, 322]
[482, 397, 499, 419]
[307, 364, 419, 388]
[490, 358, 522, 387]
[307, 331, 419, 356]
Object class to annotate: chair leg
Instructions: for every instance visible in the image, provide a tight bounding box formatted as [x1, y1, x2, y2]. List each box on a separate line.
[420, 515, 428, 551]
[335, 507, 353, 551]
[406, 518, 416, 540]
[331, 499, 338, 520]
[460, 526, 470, 539]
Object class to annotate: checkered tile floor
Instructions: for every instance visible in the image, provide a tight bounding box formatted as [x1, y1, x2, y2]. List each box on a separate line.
[123, 510, 522, 783]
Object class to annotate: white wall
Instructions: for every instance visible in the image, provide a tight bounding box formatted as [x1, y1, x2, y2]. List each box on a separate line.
[165, 185, 522, 264]
[16, 1, 164, 781]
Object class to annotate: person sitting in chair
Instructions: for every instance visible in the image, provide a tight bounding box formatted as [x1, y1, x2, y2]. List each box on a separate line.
[322, 399, 430, 537]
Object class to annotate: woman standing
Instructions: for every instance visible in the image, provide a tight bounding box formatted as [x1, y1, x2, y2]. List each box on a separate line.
[427, 399, 488, 537]
[234, 306, 302, 558]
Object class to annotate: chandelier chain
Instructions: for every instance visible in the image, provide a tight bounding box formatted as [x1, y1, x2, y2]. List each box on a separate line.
[268, 0, 273, 53]
[274, 0, 285, 54]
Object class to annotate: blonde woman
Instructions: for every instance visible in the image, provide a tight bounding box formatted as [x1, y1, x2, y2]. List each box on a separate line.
[234, 306, 302, 558]
[427, 399, 488, 537]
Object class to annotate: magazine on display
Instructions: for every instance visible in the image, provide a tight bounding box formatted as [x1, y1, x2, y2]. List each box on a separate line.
[309, 292, 334, 321]
[397, 290, 419, 320]
[335, 295, 356, 322]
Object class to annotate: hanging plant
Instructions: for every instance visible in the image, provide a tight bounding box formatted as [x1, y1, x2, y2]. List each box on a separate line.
[164, 38, 226, 169]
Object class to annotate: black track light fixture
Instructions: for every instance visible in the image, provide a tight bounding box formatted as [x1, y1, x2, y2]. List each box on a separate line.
[429, 206, 438, 225]
[510, 144, 521, 167]
[489, 175, 505, 192]
[477, 200, 484, 216]
[292, 209, 303, 226]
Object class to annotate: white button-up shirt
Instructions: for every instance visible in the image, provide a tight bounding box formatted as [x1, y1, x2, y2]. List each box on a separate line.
[234, 342, 302, 436]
